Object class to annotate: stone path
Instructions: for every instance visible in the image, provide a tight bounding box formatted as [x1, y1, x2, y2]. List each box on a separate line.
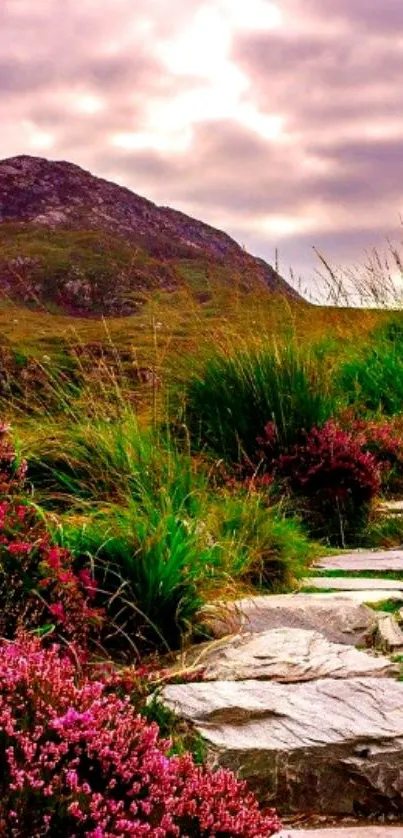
[303, 577, 403, 591]
[317, 550, 403, 573]
[160, 546, 403, 825]
[281, 830, 403, 837]
[196, 627, 397, 682]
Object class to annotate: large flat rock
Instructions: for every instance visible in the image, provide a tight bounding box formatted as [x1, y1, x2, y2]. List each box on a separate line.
[282, 830, 403, 837]
[199, 594, 380, 646]
[200, 628, 397, 682]
[161, 677, 403, 815]
[303, 577, 403, 591]
[318, 551, 403, 573]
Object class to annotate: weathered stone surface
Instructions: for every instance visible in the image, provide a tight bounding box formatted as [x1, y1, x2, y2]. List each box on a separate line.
[161, 677, 403, 815]
[199, 628, 397, 682]
[199, 594, 380, 646]
[379, 500, 403, 516]
[318, 551, 403, 573]
[376, 614, 403, 652]
[303, 577, 403, 591]
[281, 830, 403, 837]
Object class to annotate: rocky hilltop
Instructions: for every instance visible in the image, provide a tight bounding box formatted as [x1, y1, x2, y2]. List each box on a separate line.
[0, 155, 300, 316]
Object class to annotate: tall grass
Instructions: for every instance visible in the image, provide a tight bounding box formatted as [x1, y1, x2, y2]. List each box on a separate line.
[336, 322, 403, 416]
[184, 342, 334, 461]
[22, 409, 315, 651]
[25, 413, 206, 510]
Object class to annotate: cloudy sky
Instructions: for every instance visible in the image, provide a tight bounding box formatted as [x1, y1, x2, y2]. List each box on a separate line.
[1, 0, 403, 291]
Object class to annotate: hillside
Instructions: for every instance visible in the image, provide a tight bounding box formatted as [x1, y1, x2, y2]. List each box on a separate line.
[0, 155, 300, 316]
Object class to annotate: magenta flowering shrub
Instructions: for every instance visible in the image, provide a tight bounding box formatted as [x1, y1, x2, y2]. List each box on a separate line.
[258, 420, 380, 544]
[352, 417, 403, 496]
[0, 501, 102, 647]
[0, 636, 281, 837]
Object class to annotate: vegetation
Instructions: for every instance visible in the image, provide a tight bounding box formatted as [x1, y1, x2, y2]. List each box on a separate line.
[2, 252, 403, 833]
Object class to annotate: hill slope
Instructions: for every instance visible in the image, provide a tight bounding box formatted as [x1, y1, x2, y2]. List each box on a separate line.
[0, 155, 300, 316]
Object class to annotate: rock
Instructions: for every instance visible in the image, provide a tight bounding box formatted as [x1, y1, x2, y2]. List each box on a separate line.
[376, 614, 403, 652]
[317, 551, 403, 573]
[160, 677, 403, 815]
[199, 594, 380, 646]
[303, 577, 403, 591]
[379, 500, 403, 516]
[198, 628, 397, 682]
[282, 830, 403, 837]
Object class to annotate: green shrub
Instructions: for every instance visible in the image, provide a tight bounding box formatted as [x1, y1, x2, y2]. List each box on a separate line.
[184, 343, 334, 461]
[206, 494, 315, 590]
[55, 492, 314, 652]
[55, 505, 211, 652]
[26, 414, 207, 511]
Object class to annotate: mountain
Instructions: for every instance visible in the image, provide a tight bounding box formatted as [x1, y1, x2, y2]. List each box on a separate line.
[0, 155, 301, 316]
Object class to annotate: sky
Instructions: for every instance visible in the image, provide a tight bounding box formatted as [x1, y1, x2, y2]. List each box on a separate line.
[1, 0, 403, 294]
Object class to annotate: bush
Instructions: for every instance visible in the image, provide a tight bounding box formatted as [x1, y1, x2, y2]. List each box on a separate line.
[353, 417, 403, 496]
[184, 344, 334, 462]
[0, 635, 281, 837]
[26, 415, 208, 511]
[55, 505, 212, 654]
[205, 494, 314, 591]
[0, 502, 102, 648]
[261, 421, 381, 546]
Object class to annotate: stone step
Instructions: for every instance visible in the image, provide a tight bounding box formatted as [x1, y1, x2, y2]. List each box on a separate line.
[376, 614, 403, 652]
[317, 550, 403, 573]
[200, 594, 382, 646]
[160, 677, 403, 816]
[200, 592, 402, 646]
[281, 830, 403, 837]
[195, 627, 397, 682]
[303, 577, 403, 591]
[379, 500, 403, 516]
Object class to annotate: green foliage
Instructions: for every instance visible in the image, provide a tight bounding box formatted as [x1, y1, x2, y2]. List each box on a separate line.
[25, 411, 314, 649]
[337, 339, 403, 416]
[204, 494, 315, 590]
[55, 506, 208, 651]
[26, 414, 207, 508]
[184, 342, 334, 461]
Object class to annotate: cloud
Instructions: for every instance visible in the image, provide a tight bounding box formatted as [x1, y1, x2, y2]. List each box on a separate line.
[1, 0, 403, 290]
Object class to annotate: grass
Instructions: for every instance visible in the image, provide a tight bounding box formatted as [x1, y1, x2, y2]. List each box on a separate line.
[183, 341, 335, 461]
[21, 409, 315, 652]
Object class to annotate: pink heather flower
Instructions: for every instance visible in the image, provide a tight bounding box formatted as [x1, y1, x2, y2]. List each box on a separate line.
[48, 603, 66, 623]
[46, 547, 61, 570]
[0, 636, 281, 837]
[8, 542, 32, 555]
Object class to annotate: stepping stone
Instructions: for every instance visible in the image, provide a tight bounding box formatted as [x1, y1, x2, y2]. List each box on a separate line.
[317, 550, 403, 573]
[282, 830, 403, 837]
[376, 614, 403, 652]
[379, 500, 403, 516]
[197, 627, 397, 682]
[303, 577, 403, 591]
[160, 677, 403, 815]
[199, 594, 387, 646]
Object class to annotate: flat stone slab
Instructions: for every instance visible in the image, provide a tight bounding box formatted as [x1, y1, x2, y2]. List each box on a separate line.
[282, 830, 403, 837]
[318, 551, 403, 573]
[199, 594, 382, 646]
[160, 677, 403, 815]
[376, 614, 403, 652]
[199, 628, 397, 682]
[303, 577, 403, 591]
[379, 500, 403, 515]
